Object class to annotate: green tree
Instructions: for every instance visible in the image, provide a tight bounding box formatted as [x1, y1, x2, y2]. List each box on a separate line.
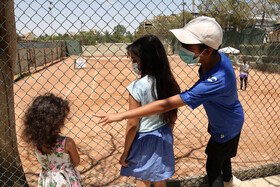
[198, 0, 253, 30]
[53, 33, 63, 40]
[134, 13, 193, 54]
[126, 31, 134, 42]
[103, 30, 112, 43]
[35, 26, 135, 45]
[249, 0, 280, 26]
[135, 20, 156, 39]
[112, 24, 126, 42]
[36, 34, 52, 41]
[153, 13, 194, 40]
[135, 13, 193, 40]
[114, 24, 126, 35]
[83, 31, 97, 45]
[74, 31, 87, 44]
[95, 31, 105, 43]
[61, 33, 72, 40]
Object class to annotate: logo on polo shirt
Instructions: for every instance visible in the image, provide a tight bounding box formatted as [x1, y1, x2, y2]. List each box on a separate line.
[207, 76, 218, 82]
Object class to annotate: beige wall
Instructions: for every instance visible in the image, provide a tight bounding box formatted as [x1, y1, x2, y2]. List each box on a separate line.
[82, 42, 174, 56]
[82, 43, 130, 56]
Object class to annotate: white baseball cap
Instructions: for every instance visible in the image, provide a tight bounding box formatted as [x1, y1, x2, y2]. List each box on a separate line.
[170, 16, 223, 50]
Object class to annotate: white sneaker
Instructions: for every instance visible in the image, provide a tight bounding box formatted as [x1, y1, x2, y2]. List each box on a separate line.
[224, 176, 242, 187]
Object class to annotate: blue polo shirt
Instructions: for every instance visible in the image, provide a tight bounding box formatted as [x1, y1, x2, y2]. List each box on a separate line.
[179, 52, 244, 143]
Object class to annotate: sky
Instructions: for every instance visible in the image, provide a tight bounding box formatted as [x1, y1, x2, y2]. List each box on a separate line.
[14, 0, 197, 37]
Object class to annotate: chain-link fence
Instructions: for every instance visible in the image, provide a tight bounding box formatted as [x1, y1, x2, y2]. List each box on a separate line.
[0, 0, 279, 186]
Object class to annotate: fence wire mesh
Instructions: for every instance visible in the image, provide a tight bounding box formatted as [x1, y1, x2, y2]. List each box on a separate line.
[0, 0, 279, 186]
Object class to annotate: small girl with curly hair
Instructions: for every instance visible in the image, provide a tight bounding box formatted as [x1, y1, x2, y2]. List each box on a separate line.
[22, 93, 85, 187]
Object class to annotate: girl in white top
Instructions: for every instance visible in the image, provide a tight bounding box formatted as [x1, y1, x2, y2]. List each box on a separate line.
[119, 35, 180, 187]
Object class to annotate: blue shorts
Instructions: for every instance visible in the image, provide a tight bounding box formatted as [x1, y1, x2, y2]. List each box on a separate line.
[120, 124, 175, 181]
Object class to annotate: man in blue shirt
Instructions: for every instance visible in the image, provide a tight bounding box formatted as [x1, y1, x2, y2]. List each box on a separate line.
[170, 16, 244, 187]
[178, 46, 244, 144]
[94, 16, 244, 187]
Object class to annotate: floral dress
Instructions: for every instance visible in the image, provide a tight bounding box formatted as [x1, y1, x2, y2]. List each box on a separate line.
[35, 136, 86, 187]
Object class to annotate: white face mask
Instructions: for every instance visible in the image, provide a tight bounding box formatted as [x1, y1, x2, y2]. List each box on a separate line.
[132, 63, 141, 75]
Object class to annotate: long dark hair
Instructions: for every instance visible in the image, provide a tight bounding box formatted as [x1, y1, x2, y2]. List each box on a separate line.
[22, 93, 70, 153]
[127, 34, 180, 124]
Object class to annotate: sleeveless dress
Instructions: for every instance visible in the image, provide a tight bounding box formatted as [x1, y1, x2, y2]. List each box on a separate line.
[35, 136, 86, 187]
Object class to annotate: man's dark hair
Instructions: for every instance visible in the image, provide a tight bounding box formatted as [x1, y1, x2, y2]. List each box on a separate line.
[199, 44, 219, 55]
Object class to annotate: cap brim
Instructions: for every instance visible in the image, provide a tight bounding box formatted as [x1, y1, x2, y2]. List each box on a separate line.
[170, 28, 202, 45]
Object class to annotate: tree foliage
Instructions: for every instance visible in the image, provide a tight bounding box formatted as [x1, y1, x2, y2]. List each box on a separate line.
[249, 0, 280, 26]
[135, 12, 194, 42]
[36, 24, 135, 44]
[34, 1, 276, 45]
[198, 0, 254, 31]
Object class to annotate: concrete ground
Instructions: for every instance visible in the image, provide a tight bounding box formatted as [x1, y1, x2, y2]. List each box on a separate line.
[240, 174, 280, 187]
[196, 175, 280, 187]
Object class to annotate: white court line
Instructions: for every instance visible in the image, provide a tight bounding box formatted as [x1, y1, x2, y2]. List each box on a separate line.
[64, 70, 82, 99]
[90, 62, 99, 99]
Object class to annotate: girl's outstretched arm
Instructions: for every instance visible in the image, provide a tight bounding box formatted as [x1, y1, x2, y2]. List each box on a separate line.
[93, 94, 185, 126]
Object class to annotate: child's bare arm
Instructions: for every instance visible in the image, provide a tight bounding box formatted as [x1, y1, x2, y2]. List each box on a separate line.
[65, 137, 80, 166]
[119, 94, 140, 167]
[93, 94, 185, 126]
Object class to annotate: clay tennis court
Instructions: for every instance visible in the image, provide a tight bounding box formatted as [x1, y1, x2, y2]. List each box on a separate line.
[15, 55, 280, 186]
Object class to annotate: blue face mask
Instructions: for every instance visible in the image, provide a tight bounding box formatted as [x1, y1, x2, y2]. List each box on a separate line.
[179, 47, 201, 65]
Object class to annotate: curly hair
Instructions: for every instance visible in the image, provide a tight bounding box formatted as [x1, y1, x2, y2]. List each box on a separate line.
[22, 93, 70, 153]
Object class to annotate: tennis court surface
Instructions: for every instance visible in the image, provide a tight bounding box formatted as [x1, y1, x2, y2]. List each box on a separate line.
[14, 55, 280, 186]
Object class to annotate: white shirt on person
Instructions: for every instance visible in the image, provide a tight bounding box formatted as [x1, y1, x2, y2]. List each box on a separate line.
[237, 61, 249, 76]
[127, 75, 166, 132]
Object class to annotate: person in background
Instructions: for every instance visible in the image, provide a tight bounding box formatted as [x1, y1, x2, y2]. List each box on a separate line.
[93, 16, 244, 187]
[237, 57, 249, 90]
